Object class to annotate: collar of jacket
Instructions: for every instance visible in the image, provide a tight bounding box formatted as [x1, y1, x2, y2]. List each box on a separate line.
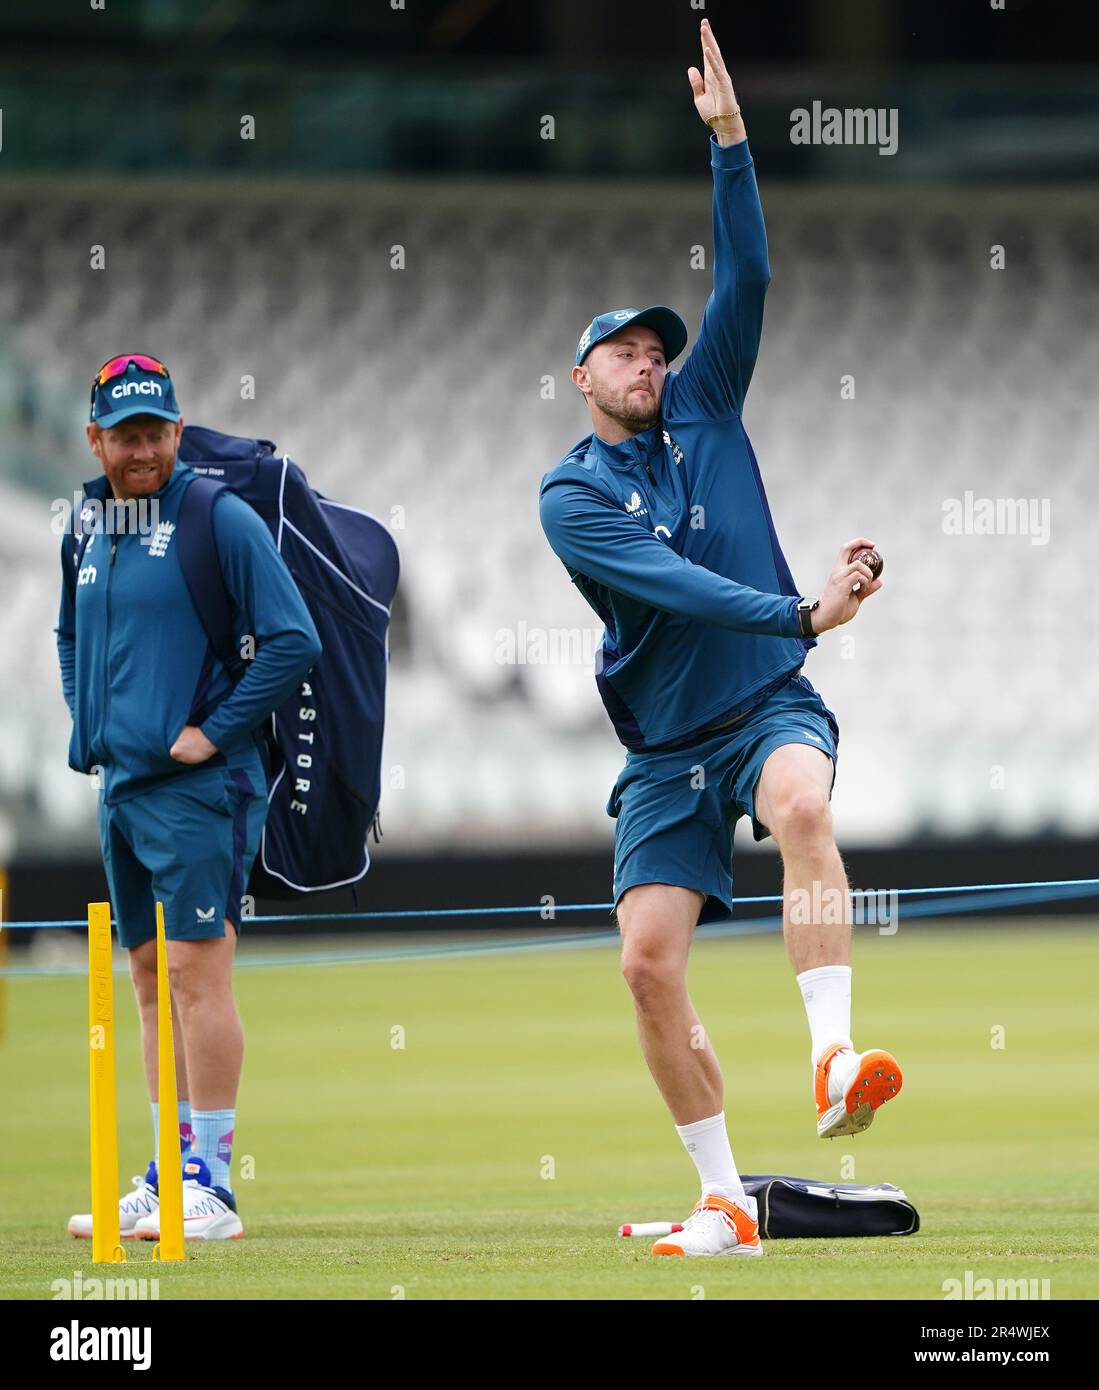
[79, 457, 191, 503]
[589, 423, 663, 473]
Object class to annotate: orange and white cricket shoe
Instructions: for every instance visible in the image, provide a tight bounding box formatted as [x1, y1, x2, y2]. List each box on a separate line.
[815, 1042, 903, 1139]
[651, 1192, 763, 1258]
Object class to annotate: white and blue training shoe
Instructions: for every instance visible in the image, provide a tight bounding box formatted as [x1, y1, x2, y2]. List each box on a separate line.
[68, 1160, 159, 1240]
[132, 1156, 243, 1241]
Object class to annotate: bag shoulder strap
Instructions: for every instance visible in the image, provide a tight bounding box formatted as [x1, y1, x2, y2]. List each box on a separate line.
[176, 475, 243, 677]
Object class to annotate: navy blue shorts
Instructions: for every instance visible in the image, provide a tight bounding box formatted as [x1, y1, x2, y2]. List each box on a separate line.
[98, 764, 267, 949]
[607, 672, 840, 923]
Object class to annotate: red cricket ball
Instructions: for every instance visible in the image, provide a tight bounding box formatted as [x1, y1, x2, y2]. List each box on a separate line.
[849, 547, 884, 580]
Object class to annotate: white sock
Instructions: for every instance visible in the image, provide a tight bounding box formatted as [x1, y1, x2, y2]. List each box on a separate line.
[797, 964, 853, 1066]
[674, 1112, 746, 1205]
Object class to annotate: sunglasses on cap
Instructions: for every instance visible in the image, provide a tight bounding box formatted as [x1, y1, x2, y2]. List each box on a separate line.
[90, 353, 169, 400]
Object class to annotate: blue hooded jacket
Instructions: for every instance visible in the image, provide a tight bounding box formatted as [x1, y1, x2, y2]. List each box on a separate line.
[56, 460, 322, 803]
[539, 136, 813, 752]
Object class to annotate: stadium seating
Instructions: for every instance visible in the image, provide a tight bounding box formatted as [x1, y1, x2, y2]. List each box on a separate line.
[1, 180, 1095, 851]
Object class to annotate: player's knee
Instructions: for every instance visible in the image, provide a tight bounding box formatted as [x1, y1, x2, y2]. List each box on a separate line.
[166, 952, 212, 1014]
[128, 943, 159, 1010]
[621, 940, 683, 1009]
[768, 784, 832, 851]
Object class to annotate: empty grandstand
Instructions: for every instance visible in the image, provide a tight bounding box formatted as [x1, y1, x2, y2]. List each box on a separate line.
[2, 178, 1096, 854]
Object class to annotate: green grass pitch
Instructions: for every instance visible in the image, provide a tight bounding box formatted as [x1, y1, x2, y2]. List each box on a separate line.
[1, 918, 1095, 1299]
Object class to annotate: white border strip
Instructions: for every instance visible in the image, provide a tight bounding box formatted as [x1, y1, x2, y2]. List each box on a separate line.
[283, 518, 390, 616]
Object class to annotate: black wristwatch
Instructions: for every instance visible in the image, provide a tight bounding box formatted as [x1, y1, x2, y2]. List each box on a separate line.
[797, 596, 820, 638]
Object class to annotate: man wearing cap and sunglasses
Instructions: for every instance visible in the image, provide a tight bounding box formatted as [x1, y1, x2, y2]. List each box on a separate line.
[58, 355, 321, 1241]
[539, 19, 901, 1258]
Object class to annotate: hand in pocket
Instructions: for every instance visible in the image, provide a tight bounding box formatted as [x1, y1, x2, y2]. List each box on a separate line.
[170, 725, 219, 765]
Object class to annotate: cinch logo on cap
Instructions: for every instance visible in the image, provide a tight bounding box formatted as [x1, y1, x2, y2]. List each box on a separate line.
[575, 304, 688, 367]
[110, 380, 164, 400]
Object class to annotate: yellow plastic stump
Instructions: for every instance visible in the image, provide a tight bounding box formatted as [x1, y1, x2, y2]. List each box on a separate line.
[87, 902, 124, 1264]
[152, 901, 185, 1261]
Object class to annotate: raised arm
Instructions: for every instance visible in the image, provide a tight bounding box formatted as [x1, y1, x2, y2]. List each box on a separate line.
[669, 19, 771, 419]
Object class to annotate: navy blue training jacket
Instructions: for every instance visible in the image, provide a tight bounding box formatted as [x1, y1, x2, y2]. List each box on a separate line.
[539, 136, 813, 752]
[56, 460, 322, 803]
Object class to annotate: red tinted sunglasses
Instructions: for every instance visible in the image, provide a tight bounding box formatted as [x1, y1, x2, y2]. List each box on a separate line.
[92, 354, 170, 393]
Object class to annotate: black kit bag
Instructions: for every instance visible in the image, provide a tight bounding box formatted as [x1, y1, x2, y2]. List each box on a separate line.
[741, 1176, 919, 1238]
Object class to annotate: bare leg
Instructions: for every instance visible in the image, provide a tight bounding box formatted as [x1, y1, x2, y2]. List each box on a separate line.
[166, 924, 242, 1110]
[754, 743, 851, 975]
[617, 884, 723, 1125]
[129, 937, 189, 1103]
[756, 742, 904, 1134]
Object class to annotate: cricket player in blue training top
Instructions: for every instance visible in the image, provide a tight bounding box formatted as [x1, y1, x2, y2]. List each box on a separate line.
[58, 354, 321, 1242]
[540, 20, 903, 1258]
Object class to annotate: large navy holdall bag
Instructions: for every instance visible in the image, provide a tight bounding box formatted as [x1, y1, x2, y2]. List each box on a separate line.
[177, 425, 399, 897]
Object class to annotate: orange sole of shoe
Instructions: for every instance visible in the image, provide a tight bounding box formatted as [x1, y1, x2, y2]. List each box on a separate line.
[846, 1049, 903, 1116]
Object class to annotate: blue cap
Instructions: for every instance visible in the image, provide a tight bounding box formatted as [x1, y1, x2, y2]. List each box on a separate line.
[575, 305, 688, 367]
[90, 359, 181, 429]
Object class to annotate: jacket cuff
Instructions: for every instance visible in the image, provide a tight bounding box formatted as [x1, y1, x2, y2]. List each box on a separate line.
[783, 596, 804, 638]
[199, 715, 228, 750]
[710, 133, 753, 170]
